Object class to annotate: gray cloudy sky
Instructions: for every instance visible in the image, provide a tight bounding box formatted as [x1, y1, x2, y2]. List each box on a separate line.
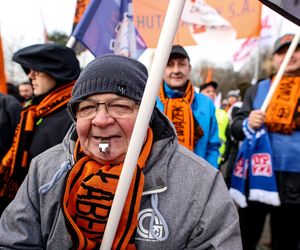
[0, 0, 77, 46]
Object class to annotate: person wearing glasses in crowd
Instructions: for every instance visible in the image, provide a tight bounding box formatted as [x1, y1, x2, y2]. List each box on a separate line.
[0, 55, 242, 249]
[0, 43, 80, 214]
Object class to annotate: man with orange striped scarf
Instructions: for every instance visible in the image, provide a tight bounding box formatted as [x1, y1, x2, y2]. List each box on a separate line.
[0, 44, 80, 214]
[157, 45, 220, 168]
[0, 55, 241, 249]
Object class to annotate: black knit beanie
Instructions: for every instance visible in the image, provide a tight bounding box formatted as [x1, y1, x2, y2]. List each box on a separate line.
[69, 54, 148, 105]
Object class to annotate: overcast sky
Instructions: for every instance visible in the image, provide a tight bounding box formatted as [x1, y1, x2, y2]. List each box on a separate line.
[0, 0, 299, 75]
[0, 0, 77, 47]
[1, 1, 298, 48]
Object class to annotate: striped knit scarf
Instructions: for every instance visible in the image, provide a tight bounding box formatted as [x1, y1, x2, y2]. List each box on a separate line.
[63, 128, 153, 249]
[0, 81, 74, 201]
[265, 76, 300, 134]
[159, 81, 196, 151]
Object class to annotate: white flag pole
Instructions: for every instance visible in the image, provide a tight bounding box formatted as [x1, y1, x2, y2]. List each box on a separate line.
[66, 36, 76, 48]
[100, 0, 186, 249]
[260, 30, 300, 112]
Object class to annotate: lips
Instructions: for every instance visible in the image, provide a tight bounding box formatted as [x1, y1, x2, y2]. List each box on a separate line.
[93, 135, 121, 141]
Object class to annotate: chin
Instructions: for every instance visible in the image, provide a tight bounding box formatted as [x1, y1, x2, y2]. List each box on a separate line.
[89, 148, 125, 164]
[95, 156, 124, 165]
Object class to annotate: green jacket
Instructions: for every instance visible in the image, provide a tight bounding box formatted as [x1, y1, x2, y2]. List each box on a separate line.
[216, 108, 229, 164]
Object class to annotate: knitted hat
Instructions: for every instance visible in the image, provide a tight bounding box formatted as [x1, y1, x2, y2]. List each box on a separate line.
[12, 43, 80, 84]
[227, 89, 240, 98]
[69, 54, 148, 105]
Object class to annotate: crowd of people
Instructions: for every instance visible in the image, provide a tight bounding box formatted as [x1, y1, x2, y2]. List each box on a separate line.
[0, 33, 299, 249]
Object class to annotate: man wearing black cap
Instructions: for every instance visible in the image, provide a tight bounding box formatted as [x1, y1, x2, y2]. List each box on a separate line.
[231, 34, 300, 250]
[200, 81, 229, 167]
[157, 45, 220, 168]
[0, 43, 80, 214]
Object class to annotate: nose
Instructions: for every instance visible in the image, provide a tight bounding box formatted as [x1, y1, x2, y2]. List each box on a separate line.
[91, 105, 115, 128]
[172, 64, 180, 73]
[27, 70, 35, 80]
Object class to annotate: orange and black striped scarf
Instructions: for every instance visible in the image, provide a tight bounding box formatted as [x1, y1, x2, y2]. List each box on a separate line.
[159, 81, 197, 151]
[0, 81, 74, 201]
[63, 128, 153, 249]
[265, 76, 300, 134]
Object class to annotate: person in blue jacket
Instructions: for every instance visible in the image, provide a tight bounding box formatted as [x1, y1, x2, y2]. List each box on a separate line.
[156, 45, 220, 168]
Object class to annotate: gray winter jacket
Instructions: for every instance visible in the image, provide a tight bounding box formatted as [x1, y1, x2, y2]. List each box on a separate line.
[0, 109, 242, 249]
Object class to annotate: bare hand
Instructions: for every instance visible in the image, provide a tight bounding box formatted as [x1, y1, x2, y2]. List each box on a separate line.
[248, 110, 265, 130]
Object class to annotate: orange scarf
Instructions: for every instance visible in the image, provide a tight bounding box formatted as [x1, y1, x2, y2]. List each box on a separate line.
[265, 76, 300, 134]
[0, 81, 74, 201]
[63, 129, 153, 249]
[159, 81, 196, 150]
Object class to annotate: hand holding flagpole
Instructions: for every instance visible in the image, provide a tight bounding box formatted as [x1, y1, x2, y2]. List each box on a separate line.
[100, 0, 186, 249]
[260, 30, 300, 112]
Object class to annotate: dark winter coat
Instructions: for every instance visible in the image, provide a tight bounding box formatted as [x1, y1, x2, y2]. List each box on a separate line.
[231, 80, 300, 204]
[0, 93, 22, 161]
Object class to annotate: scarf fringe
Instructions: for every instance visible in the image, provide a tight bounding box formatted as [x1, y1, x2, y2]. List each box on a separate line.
[229, 188, 247, 208]
[249, 189, 281, 206]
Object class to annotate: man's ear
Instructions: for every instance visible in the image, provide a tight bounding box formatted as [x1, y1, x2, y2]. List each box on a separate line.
[188, 63, 192, 73]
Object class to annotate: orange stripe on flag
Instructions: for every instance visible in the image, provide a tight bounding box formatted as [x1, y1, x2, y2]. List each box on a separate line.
[206, 68, 213, 83]
[73, 0, 91, 30]
[0, 33, 7, 94]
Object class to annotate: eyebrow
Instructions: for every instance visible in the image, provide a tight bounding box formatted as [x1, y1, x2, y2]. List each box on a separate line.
[85, 97, 128, 102]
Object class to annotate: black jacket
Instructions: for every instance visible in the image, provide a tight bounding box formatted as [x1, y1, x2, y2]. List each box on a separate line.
[231, 84, 257, 140]
[0, 94, 22, 161]
[231, 82, 300, 204]
[29, 107, 73, 158]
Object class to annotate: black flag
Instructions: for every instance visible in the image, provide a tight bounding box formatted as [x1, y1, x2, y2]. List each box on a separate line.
[259, 0, 300, 25]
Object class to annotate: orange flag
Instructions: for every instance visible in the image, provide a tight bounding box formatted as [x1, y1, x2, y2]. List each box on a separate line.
[72, 0, 91, 31]
[205, 68, 213, 82]
[0, 33, 7, 94]
[133, 0, 262, 48]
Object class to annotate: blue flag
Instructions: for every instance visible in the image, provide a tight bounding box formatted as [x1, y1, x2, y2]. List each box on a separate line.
[71, 0, 146, 58]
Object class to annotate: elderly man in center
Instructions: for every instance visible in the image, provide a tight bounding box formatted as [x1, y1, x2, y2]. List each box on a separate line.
[0, 55, 241, 249]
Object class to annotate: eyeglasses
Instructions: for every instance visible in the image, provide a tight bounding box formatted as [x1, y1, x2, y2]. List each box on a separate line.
[69, 98, 140, 119]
